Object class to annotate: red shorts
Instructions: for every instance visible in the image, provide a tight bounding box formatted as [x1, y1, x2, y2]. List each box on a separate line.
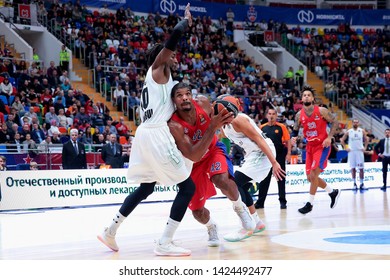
[305, 143, 331, 175]
[188, 142, 233, 211]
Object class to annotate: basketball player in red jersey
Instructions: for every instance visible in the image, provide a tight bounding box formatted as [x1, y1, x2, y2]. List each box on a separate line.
[292, 85, 341, 214]
[169, 83, 256, 247]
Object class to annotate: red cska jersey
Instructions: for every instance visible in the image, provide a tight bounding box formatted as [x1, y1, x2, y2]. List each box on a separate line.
[300, 105, 329, 145]
[171, 100, 217, 160]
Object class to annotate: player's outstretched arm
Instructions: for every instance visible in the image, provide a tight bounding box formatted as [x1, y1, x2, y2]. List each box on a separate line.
[153, 3, 192, 71]
[232, 115, 285, 181]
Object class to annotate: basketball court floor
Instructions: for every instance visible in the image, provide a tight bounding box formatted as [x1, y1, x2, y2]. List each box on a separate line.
[1, 187, 389, 261]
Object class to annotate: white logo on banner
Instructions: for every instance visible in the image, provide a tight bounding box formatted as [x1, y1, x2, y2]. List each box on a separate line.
[160, 0, 177, 14]
[298, 10, 314, 23]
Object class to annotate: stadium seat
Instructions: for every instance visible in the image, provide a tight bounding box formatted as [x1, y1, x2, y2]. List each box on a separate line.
[16, 164, 31, 170]
[58, 127, 67, 135]
[119, 136, 127, 145]
[9, 95, 15, 105]
[0, 95, 8, 105]
[8, 77, 16, 86]
[0, 144, 7, 153]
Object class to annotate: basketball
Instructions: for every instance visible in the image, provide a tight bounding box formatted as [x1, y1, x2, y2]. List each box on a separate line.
[213, 99, 239, 118]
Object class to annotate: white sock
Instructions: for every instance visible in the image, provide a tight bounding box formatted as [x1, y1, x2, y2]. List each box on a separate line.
[324, 185, 333, 194]
[251, 212, 261, 224]
[160, 218, 180, 244]
[205, 218, 215, 229]
[309, 195, 315, 205]
[353, 178, 356, 184]
[232, 194, 243, 209]
[108, 212, 126, 235]
[360, 178, 364, 184]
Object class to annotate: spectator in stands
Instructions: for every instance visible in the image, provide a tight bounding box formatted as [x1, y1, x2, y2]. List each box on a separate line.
[59, 71, 69, 84]
[99, 4, 110, 17]
[5, 113, 16, 131]
[51, 131, 62, 144]
[8, 132, 23, 153]
[60, 78, 72, 94]
[19, 123, 31, 139]
[48, 68, 61, 89]
[74, 107, 91, 124]
[105, 119, 118, 136]
[30, 161, 39, 170]
[57, 108, 68, 128]
[46, 61, 59, 79]
[0, 77, 13, 104]
[54, 95, 66, 115]
[95, 133, 107, 145]
[9, 123, 19, 140]
[31, 123, 45, 144]
[67, 103, 79, 119]
[48, 119, 60, 137]
[0, 123, 10, 143]
[41, 88, 53, 109]
[22, 133, 38, 155]
[28, 62, 41, 78]
[113, 84, 125, 111]
[31, 78, 44, 95]
[115, 117, 130, 137]
[38, 135, 52, 153]
[26, 88, 39, 106]
[73, 89, 90, 107]
[24, 106, 37, 120]
[81, 126, 93, 145]
[90, 105, 105, 133]
[0, 155, 7, 171]
[45, 107, 59, 126]
[94, 65, 105, 92]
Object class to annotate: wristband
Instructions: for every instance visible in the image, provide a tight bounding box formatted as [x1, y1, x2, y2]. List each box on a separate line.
[164, 19, 189, 51]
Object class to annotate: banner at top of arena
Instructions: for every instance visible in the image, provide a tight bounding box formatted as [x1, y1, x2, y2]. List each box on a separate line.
[76, 0, 390, 26]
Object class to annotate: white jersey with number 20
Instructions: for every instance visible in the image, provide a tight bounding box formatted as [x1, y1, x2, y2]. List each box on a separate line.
[126, 67, 192, 186]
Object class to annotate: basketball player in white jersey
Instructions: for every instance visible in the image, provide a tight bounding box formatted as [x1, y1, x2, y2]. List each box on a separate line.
[220, 95, 285, 241]
[340, 119, 368, 190]
[97, 4, 227, 257]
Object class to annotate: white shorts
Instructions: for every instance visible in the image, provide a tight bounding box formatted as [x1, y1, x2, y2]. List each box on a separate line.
[348, 150, 364, 169]
[127, 123, 193, 186]
[235, 139, 275, 182]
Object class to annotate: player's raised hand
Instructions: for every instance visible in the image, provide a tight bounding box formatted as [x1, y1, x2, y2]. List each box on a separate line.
[184, 3, 192, 27]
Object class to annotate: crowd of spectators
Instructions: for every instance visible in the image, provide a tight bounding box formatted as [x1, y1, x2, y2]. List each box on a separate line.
[1, 4, 134, 161]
